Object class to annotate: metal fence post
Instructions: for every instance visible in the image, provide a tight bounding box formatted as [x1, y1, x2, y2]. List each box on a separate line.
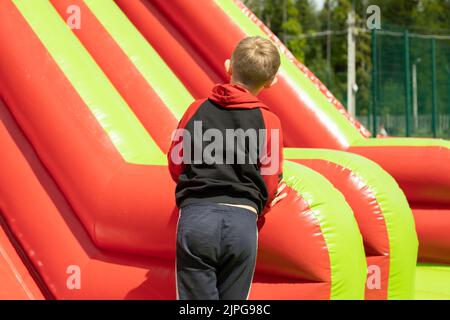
[448, 73, 450, 134]
[371, 29, 378, 136]
[431, 38, 438, 138]
[404, 31, 412, 137]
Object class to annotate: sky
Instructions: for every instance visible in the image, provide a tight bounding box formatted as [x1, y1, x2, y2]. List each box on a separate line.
[312, 0, 325, 10]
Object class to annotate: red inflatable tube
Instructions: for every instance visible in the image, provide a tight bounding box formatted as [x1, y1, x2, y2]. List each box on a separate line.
[0, 214, 44, 300]
[291, 159, 390, 299]
[114, 0, 217, 99]
[348, 145, 450, 206]
[50, 0, 179, 154]
[412, 207, 450, 264]
[0, 1, 186, 258]
[0, 99, 175, 299]
[348, 145, 450, 262]
[0, 0, 178, 258]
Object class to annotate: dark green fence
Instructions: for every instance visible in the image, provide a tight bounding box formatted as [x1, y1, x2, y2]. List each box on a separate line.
[365, 29, 450, 138]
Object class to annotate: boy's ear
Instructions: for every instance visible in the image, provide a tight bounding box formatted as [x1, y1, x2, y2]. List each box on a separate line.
[264, 76, 278, 88]
[224, 59, 232, 76]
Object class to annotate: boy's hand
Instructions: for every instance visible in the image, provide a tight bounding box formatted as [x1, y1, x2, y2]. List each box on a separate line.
[271, 182, 288, 207]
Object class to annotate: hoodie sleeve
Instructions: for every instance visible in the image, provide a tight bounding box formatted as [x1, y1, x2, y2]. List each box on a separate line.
[167, 99, 206, 183]
[259, 110, 284, 215]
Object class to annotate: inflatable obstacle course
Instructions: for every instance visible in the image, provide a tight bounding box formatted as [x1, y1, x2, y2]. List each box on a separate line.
[0, 0, 447, 299]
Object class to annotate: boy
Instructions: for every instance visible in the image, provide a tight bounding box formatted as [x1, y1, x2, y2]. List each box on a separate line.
[168, 36, 286, 300]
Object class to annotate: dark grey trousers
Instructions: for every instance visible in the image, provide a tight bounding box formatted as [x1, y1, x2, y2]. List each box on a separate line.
[176, 203, 258, 300]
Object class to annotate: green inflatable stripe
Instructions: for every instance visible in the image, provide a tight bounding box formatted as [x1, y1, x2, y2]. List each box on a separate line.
[12, 0, 165, 165]
[283, 160, 367, 299]
[285, 148, 419, 299]
[214, 0, 362, 147]
[415, 264, 450, 300]
[354, 137, 450, 149]
[84, 0, 194, 120]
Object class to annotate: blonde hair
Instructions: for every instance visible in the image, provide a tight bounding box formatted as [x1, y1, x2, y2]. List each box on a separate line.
[231, 36, 281, 87]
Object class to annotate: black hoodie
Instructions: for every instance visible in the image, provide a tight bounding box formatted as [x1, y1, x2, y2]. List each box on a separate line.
[168, 83, 283, 215]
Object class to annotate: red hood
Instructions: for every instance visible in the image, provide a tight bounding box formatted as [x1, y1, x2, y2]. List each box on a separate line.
[209, 83, 269, 110]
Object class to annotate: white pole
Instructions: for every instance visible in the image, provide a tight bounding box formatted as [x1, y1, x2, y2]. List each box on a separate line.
[282, 0, 287, 43]
[327, 1, 331, 74]
[412, 63, 419, 129]
[347, 10, 356, 117]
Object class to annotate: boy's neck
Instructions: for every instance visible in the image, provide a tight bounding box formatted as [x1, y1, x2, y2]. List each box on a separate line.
[230, 80, 262, 96]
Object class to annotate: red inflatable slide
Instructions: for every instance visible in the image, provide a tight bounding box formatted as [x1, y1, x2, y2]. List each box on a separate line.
[0, 0, 448, 300]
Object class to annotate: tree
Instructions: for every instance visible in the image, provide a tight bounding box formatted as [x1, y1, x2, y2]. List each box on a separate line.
[363, 0, 450, 32]
[243, 0, 307, 61]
